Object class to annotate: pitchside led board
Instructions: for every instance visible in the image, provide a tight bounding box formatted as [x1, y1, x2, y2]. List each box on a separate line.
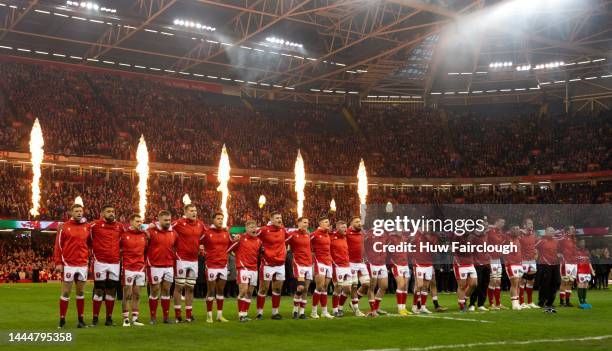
[361, 204, 611, 265]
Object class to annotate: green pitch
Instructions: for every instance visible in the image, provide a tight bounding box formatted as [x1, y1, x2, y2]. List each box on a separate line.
[1, 283, 611, 351]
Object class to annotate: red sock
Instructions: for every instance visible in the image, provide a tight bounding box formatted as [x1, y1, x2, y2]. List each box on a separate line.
[487, 288, 494, 305]
[272, 293, 281, 309]
[185, 306, 192, 320]
[256, 294, 266, 310]
[519, 287, 525, 305]
[312, 291, 320, 307]
[76, 296, 84, 318]
[59, 297, 69, 319]
[402, 292, 408, 305]
[458, 299, 465, 310]
[420, 293, 428, 306]
[332, 294, 339, 309]
[238, 299, 244, 312]
[368, 300, 376, 311]
[161, 297, 170, 319]
[92, 295, 103, 318]
[216, 296, 224, 311]
[174, 305, 182, 319]
[494, 288, 501, 305]
[566, 291, 571, 302]
[245, 299, 251, 312]
[396, 292, 402, 304]
[526, 285, 533, 304]
[206, 298, 214, 312]
[374, 298, 381, 310]
[105, 296, 115, 318]
[293, 296, 300, 307]
[339, 293, 348, 306]
[560, 292, 565, 301]
[149, 297, 158, 319]
[351, 298, 359, 306]
[413, 292, 420, 305]
[320, 293, 328, 308]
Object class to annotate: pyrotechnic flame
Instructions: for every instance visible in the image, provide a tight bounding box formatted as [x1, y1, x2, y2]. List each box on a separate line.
[258, 195, 266, 209]
[29, 119, 44, 217]
[74, 196, 84, 206]
[294, 150, 306, 217]
[386, 201, 393, 213]
[357, 158, 368, 221]
[182, 194, 192, 205]
[330, 199, 336, 213]
[135, 135, 149, 218]
[217, 144, 231, 228]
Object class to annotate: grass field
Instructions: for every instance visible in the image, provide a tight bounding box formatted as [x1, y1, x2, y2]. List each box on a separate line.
[1, 283, 611, 351]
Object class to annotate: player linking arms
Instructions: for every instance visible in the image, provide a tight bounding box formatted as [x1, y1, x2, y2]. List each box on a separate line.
[256, 212, 288, 320]
[310, 217, 335, 319]
[228, 220, 262, 322]
[172, 203, 206, 323]
[286, 217, 313, 319]
[201, 212, 233, 323]
[90, 205, 124, 327]
[330, 221, 352, 317]
[120, 214, 147, 326]
[146, 210, 177, 324]
[346, 217, 368, 317]
[54, 204, 91, 329]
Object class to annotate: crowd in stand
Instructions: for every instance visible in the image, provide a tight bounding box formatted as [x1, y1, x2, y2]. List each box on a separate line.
[0, 233, 58, 282]
[0, 61, 610, 178]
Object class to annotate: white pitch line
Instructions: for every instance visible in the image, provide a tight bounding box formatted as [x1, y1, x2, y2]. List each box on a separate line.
[364, 335, 612, 351]
[414, 315, 492, 323]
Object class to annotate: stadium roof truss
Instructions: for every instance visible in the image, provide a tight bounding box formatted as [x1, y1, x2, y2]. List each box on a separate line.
[0, 0, 610, 104]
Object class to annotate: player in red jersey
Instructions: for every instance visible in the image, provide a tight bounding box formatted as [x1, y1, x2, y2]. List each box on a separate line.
[228, 220, 262, 322]
[90, 204, 124, 327]
[364, 229, 389, 317]
[504, 225, 524, 310]
[146, 210, 177, 324]
[256, 211, 288, 320]
[575, 239, 595, 309]
[286, 217, 312, 319]
[201, 212, 232, 323]
[347, 217, 368, 317]
[330, 221, 352, 317]
[388, 231, 411, 316]
[310, 217, 334, 319]
[486, 218, 505, 309]
[54, 204, 91, 329]
[172, 203, 206, 323]
[120, 214, 147, 327]
[452, 232, 478, 312]
[411, 231, 435, 314]
[519, 218, 539, 309]
[558, 225, 577, 307]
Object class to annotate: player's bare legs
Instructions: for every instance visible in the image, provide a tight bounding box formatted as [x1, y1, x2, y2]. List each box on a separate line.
[238, 283, 256, 321]
[430, 274, 447, 312]
[395, 275, 410, 315]
[57, 274, 87, 329]
[293, 277, 310, 319]
[413, 277, 431, 314]
[206, 276, 228, 322]
[270, 278, 284, 319]
[256, 279, 271, 319]
[457, 276, 477, 311]
[312, 273, 332, 318]
[509, 274, 522, 310]
[122, 283, 143, 326]
[374, 276, 388, 315]
[172, 279, 185, 322]
[332, 281, 351, 317]
[351, 278, 369, 316]
[92, 280, 116, 326]
[173, 272, 195, 322]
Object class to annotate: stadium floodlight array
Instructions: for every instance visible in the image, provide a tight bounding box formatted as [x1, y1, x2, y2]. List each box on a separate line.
[533, 61, 564, 70]
[265, 37, 303, 48]
[489, 61, 513, 69]
[66, 1, 116, 13]
[173, 19, 215, 32]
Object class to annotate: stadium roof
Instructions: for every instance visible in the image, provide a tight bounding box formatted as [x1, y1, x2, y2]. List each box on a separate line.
[0, 0, 610, 104]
